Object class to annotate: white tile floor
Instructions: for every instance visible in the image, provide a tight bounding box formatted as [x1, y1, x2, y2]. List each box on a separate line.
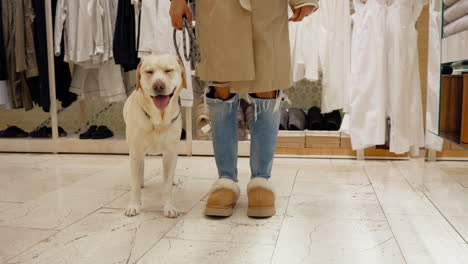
[0, 153, 468, 264]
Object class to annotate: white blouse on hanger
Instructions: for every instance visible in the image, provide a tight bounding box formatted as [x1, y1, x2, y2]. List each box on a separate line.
[288, 9, 320, 83]
[345, 0, 388, 150]
[318, 0, 351, 114]
[345, 0, 426, 155]
[288, 0, 351, 113]
[54, 0, 117, 64]
[55, 0, 126, 102]
[386, 0, 425, 155]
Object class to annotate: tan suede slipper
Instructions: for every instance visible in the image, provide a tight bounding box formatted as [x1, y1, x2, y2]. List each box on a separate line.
[205, 178, 240, 217]
[247, 177, 276, 217]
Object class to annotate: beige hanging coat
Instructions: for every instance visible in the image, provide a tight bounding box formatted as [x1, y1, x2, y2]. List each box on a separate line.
[196, 0, 319, 94]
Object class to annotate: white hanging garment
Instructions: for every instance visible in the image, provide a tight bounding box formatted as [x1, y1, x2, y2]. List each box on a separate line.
[288, 1, 350, 113]
[288, 8, 320, 83]
[386, 0, 426, 154]
[289, 14, 305, 82]
[347, 0, 388, 150]
[55, 0, 117, 64]
[54, 0, 90, 63]
[90, 0, 118, 63]
[288, 9, 298, 80]
[138, 0, 194, 106]
[301, 12, 321, 82]
[427, 0, 443, 134]
[318, 0, 351, 113]
[139, 0, 168, 56]
[55, 0, 126, 102]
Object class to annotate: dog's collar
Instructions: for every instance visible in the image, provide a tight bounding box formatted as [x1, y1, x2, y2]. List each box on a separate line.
[142, 97, 182, 125]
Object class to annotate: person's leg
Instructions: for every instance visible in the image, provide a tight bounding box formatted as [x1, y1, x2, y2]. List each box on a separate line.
[249, 91, 280, 179]
[206, 84, 239, 182]
[205, 83, 240, 217]
[246, 90, 281, 218]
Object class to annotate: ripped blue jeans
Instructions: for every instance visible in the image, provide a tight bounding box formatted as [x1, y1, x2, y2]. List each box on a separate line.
[206, 93, 281, 182]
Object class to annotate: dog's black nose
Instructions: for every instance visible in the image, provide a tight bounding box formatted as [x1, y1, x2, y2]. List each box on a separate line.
[153, 81, 166, 92]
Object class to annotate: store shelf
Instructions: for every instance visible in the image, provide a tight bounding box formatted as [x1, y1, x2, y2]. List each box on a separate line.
[438, 74, 468, 149]
[277, 131, 306, 148]
[340, 133, 352, 149]
[306, 131, 340, 148]
[0, 137, 189, 155]
[0, 138, 56, 153]
[2, 133, 451, 160]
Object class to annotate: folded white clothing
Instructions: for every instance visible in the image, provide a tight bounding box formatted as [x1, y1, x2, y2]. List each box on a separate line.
[441, 30, 468, 62]
[444, 0, 468, 25]
[444, 14, 468, 37]
[444, 0, 461, 6]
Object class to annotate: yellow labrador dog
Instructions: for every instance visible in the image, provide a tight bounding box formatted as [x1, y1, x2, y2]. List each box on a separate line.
[123, 54, 186, 218]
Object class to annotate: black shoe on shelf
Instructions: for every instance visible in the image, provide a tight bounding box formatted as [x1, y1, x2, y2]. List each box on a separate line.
[29, 126, 50, 138]
[91, 126, 114, 139]
[30, 126, 67, 138]
[288, 108, 307, 131]
[323, 110, 342, 131]
[58, 127, 68, 137]
[307, 106, 323, 130]
[442, 65, 453, 75]
[0, 126, 29, 138]
[80, 125, 97, 139]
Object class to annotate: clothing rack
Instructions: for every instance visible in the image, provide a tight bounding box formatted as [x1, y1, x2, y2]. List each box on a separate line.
[0, 0, 427, 160]
[0, 0, 194, 156]
[2, 1, 465, 161]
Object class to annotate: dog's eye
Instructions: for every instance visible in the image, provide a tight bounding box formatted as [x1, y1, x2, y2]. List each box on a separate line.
[165, 69, 174, 73]
[145, 70, 153, 74]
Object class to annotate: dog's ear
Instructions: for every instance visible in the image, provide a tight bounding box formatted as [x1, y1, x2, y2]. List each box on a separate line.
[136, 58, 144, 90]
[177, 58, 187, 89]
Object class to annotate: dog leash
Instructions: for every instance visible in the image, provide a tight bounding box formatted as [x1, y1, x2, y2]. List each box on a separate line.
[173, 16, 200, 64]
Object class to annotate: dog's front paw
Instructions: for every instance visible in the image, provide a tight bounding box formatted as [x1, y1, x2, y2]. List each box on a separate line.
[125, 202, 141, 217]
[164, 203, 180, 218]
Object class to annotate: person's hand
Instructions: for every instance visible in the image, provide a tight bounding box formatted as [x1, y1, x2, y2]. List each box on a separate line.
[170, 0, 192, 30]
[289, 5, 317, 22]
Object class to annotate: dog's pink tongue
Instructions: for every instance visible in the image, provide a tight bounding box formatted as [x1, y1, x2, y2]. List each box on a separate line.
[153, 95, 170, 111]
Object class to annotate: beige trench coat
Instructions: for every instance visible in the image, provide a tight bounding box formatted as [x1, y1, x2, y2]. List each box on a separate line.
[196, 0, 318, 94]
